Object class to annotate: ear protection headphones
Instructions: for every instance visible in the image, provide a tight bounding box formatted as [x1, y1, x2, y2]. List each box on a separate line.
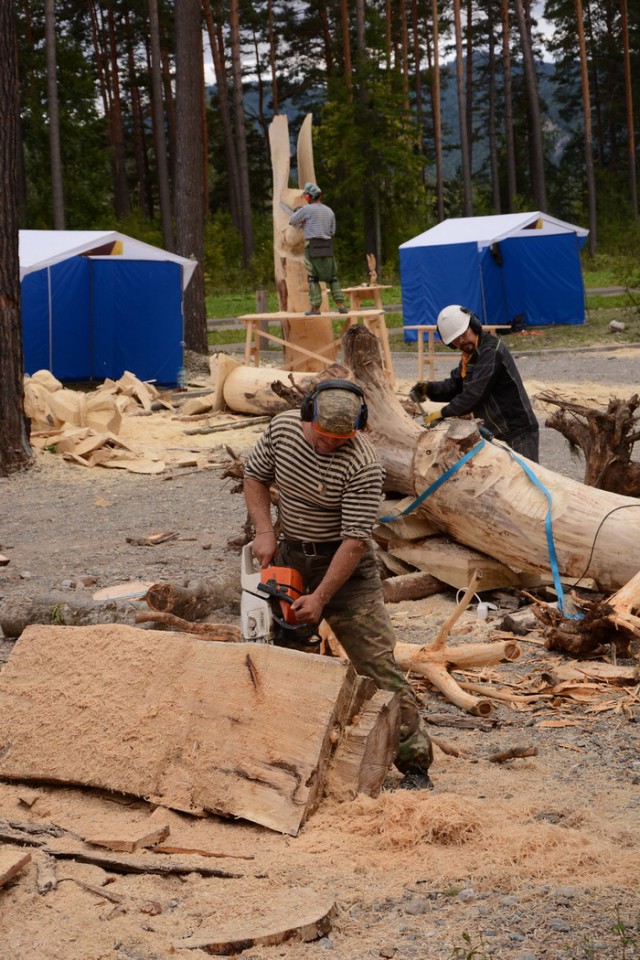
[299, 378, 368, 431]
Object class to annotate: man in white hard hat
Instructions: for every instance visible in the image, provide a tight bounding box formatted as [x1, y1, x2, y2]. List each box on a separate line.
[410, 305, 539, 461]
[289, 182, 349, 316]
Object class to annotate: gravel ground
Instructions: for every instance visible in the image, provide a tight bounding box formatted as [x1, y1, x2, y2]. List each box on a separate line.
[0, 345, 639, 960]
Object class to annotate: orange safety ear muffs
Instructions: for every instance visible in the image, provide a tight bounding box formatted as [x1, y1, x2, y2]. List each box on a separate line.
[300, 378, 368, 431]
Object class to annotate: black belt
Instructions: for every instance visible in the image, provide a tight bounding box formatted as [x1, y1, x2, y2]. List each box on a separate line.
[282, 538, 342, 558]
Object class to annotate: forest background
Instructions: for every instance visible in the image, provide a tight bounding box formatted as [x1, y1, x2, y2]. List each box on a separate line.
[7, 0, 640, 352]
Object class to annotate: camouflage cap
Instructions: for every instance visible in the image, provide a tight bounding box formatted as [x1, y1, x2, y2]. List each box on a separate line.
[302, 181, 322, 199]
[313, 388, 361, 438]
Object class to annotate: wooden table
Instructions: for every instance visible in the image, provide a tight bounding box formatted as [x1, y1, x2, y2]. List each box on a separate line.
[404, 325, 511, 379]
[238, 309, 395, 384]
[342, 284, 393, 313]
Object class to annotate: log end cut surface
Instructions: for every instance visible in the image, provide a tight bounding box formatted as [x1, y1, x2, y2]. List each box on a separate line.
[175, 887, 336, 953]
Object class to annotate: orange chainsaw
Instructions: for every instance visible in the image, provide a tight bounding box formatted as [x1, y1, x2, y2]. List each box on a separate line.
[240, 544, 321, 647]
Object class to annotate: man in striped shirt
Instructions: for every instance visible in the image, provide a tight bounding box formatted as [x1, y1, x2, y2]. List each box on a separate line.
[289, 182, 348, 316]
[244, 380, 434, 789]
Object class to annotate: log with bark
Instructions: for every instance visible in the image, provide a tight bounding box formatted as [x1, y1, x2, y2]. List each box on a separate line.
[538, 391, 640, 495]
[526, 568, 640, 658]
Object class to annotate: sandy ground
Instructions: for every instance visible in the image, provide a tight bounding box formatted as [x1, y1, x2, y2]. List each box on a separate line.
[0, 347, 639, 960]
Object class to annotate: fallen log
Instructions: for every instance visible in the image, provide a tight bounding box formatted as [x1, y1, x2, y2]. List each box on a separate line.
[340, 325, 640, 593]
[144, 578, 238, 620]
[381, 570, 446, 603]
[0, 594, 140, 639]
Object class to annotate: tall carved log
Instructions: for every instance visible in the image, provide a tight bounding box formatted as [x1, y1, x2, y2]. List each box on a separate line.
[269, 114, 337, 373]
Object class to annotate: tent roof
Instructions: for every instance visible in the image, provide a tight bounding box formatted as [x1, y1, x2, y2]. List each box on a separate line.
[19, 230, 197, 290]
[400, 212, 589, 250]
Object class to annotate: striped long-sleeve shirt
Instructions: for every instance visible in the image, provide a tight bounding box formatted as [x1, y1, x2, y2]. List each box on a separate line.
[289, 202, 336, 240]
[244, 410, 384, 542]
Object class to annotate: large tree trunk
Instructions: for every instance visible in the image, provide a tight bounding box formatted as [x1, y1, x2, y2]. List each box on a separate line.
[44, 0, 65, 228]
[174, 0, 208, 355]
[149, 0, 174, 250]
[0, 1, 31, 476]
[342, 326, 640, 592]
[453, 0, 473, 215]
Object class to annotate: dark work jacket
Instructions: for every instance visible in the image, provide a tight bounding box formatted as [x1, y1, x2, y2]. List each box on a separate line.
[425, 331, 537, 441]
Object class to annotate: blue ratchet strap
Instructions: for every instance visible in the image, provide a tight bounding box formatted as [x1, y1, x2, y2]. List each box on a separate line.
[502, 449, 582, 619]
[378, 438, 486, 522]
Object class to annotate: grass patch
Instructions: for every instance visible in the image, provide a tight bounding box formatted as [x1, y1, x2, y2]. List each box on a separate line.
[208, 305, 640, 351]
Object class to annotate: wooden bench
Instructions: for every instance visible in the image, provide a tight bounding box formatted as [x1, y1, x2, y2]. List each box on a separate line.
[238, 309, 395, 384]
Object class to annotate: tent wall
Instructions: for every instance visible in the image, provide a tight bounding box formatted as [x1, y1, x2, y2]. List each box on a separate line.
[400, 241, 482, 342]
[400, 227, 586, 340]
[22, 258, 92, 379]
[22, 257, 183, 385]
[91, 260, 183, 383]
[497, 234, 585, 327]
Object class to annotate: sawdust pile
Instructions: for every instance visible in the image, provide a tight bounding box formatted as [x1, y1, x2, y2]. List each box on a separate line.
[309, 791, 640, 888]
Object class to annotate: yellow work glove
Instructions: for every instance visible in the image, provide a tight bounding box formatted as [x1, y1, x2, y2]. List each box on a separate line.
[422, 410, 443, 428]
[409, 382, 429, 404]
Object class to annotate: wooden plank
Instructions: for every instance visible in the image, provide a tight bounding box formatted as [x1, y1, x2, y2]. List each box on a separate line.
[325, 690, 399, 801]
[0, 625, 359, 835]
[388, 535, 522, 590]
[0, 847, 31, 889]
[175, 887, 336, 954]
[84, 822, 170, 853]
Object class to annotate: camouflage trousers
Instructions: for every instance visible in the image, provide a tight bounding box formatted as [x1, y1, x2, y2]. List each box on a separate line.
[276, 540, 433, 773]
[304, 245, 346, 309]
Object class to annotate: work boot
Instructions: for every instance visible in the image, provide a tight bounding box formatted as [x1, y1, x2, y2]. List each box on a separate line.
[305, 308, 321, 316]
[397, 768, 434, 791]
[337, 305, 349, 314]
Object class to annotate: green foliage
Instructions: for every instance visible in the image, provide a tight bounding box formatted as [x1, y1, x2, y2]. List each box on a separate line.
[447, 931, 491, 960]
[17, 6, 111, 227]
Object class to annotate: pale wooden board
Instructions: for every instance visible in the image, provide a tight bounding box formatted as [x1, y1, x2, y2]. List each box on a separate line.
[0, 625, 357, 835]
[175, 886, 335, 953]
[388, 535, 522, 590]
[84, 822, 170, 853]
[0, 847, 31, 888]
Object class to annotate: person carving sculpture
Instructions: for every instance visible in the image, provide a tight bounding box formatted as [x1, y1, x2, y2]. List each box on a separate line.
[243, 379, 434, 790]
[410, 304, 540, 462]
[289, 182, 349, 316]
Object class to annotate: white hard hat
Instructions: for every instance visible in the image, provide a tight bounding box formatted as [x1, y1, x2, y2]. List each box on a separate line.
[437, 304, 472, 345]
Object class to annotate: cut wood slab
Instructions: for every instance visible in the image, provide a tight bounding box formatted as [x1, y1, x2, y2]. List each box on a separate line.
[0, 624, 359, 835]
[388, 536, 522, 590]
[84, 822, 170, 853]
[175, 886, 336, 953]
[325, 690, 400, 801]
[0, 847, 31, 888]
[376, 497, 441, 541]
